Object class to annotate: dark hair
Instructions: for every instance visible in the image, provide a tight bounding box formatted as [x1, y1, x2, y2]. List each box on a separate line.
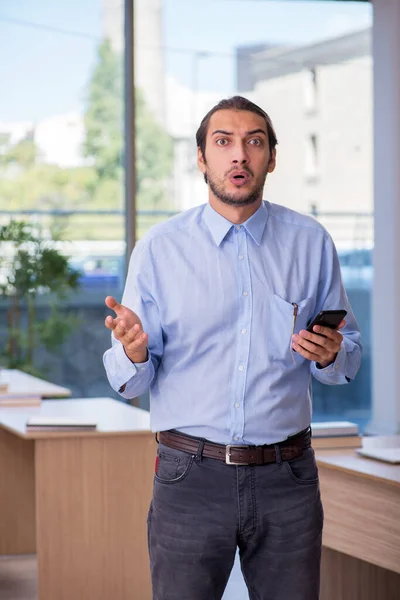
[196, 95, 278, 158]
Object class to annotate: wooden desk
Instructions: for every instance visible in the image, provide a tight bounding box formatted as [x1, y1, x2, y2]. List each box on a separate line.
[0, 398, 156, 600]
[317, 436, 400, 600]
[0, 369, 71, 398]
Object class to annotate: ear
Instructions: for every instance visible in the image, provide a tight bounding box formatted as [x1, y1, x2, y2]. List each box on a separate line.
[267, 148, 277, 173]
[197, 147, 206, 175]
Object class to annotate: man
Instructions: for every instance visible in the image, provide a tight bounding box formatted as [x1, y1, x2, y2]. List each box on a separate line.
[103, 96, 362, 600]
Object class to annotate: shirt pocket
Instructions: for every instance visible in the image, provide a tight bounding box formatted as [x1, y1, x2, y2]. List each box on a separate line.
[269, 294, 314, 362]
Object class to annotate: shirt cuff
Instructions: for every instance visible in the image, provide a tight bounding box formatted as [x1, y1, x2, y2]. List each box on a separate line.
[113, 342, 150, 388]
[311, 341, 350, 384]
[314, 341, 346, 373]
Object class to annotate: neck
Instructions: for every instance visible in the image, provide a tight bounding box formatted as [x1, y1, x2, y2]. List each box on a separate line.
[208, 194, 263, 224]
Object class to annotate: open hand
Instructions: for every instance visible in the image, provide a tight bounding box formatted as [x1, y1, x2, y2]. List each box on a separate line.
[292, 320, 345, 368]
[104, 296, 148, 363]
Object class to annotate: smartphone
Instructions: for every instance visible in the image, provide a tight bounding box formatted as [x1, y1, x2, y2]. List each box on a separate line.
[306, 310, 347, 335]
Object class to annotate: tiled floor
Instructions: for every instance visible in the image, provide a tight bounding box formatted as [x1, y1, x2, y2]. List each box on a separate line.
[0, 553, 248, 600]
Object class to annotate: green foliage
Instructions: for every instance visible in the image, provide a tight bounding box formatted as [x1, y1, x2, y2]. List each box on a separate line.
[0, 146, 96, 212]
[36, 306, 81, 353]
[84, 39, 123, 182]
[0, 220, 81, 374]
[0, 136, 39, 169]
[0, 38, 175, 239]
[135, 88, 174, 209]
[84, 39, 174, 210]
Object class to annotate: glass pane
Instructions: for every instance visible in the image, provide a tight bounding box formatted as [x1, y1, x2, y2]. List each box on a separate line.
[134, 0, 373, 429]
[134, 0, 373, 596]
[0, 2, 125, 397]
[134, 0, 177, 238]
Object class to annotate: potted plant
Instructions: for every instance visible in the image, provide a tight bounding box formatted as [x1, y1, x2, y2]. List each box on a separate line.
[0, 219, 81, 377]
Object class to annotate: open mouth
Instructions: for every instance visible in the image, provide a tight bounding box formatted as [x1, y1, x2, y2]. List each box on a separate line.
[229, 171, 251, 186]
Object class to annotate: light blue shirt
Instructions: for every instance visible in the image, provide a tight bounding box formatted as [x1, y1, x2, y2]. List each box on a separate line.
[103, 201, 362, 445]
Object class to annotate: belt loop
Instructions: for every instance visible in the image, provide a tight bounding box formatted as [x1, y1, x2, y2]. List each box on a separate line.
[274, 444, 282, 465]
[195, 439, 205, 462]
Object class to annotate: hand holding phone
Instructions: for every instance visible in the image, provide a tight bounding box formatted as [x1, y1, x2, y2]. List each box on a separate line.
[306, 309, 347, 336]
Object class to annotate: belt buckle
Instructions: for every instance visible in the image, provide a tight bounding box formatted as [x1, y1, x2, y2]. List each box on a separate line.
[225, 444, 250, 465]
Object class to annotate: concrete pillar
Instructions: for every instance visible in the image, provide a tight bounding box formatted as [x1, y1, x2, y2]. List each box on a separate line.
[369, 0, 400, 433]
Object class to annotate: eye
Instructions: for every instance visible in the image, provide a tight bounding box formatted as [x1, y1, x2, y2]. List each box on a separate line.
[216, 138, 229, 146]
[249, 138, 262, 146]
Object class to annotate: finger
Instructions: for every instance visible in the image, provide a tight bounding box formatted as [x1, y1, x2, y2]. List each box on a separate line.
[113, 320, 127, 340]
[126, 332, 148, 352]
[311, 325, 343, 343]
[105, 315, 125, 330]
[123, 323, 143, 344]
[313, 319, 346, 336]
[292, 340, 321, 362]
[298, 329, 330, 349]
[105, 296, 122, 314]
[293, 335, 331, 359]
[105, 315, 117, 330]
[298, 330, 341, 355]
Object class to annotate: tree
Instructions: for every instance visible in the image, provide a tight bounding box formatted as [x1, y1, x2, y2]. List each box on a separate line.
[0, 38, 174, 237]
[84, 39, 174, 210]
[0, 132, 39, 170]
[135, 88, 174, 209]
[0, 133, 96, 212]
[84, 39, 123, 183]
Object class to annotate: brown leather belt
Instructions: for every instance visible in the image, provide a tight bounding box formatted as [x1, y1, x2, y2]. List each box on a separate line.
[158, 428, 311, 466]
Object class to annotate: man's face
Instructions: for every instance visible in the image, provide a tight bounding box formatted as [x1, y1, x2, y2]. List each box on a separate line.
[197, 109, 276, 207]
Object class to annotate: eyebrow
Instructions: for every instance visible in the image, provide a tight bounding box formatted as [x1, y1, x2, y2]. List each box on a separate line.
[211, 128, 267, 137]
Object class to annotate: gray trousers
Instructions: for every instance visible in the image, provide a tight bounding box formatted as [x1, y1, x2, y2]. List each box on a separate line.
[147, 439, 323, 600]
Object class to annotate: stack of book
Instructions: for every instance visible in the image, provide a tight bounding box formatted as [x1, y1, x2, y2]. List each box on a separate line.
[0, 370, 43, 406]
[26, 416, 97, 432]
[310, 421, 362, 449]
[0, 370, 9, 393]
[0, 381, 9, 393]
[0, 393, 42, 407]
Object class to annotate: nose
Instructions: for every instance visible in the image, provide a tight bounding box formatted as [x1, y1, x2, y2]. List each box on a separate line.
[231, 142, 249, 165]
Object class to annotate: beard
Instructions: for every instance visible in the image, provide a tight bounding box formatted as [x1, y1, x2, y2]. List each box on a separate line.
[206, 168, 267, 207]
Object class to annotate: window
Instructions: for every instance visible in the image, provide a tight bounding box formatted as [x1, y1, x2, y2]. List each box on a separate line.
[132, 2, 373, 438]
[304, 67, 318, 112]
[305, 133, 319, 179]
[0, 2, 126, 397]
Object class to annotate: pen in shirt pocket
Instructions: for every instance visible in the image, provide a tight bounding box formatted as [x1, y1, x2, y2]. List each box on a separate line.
[290, 302, 298, 363]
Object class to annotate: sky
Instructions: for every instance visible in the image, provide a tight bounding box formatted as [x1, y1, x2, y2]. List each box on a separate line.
[0, 0, 372, 122]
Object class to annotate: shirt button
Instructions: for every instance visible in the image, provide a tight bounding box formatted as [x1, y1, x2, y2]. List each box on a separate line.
[243, 291, 248, 297]
[234, 436, 239, 441]
[234, 403, 240, 408]
[238, 365, 244, 371]
[235, 226, 240, 232]
[241, 328, 247, 334]
[238, 255, 244, 260]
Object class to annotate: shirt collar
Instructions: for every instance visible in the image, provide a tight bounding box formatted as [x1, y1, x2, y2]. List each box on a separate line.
[203, 201, 268, 247]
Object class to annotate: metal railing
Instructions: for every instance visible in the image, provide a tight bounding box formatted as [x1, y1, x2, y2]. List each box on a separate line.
[0, 208, 373, 252]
